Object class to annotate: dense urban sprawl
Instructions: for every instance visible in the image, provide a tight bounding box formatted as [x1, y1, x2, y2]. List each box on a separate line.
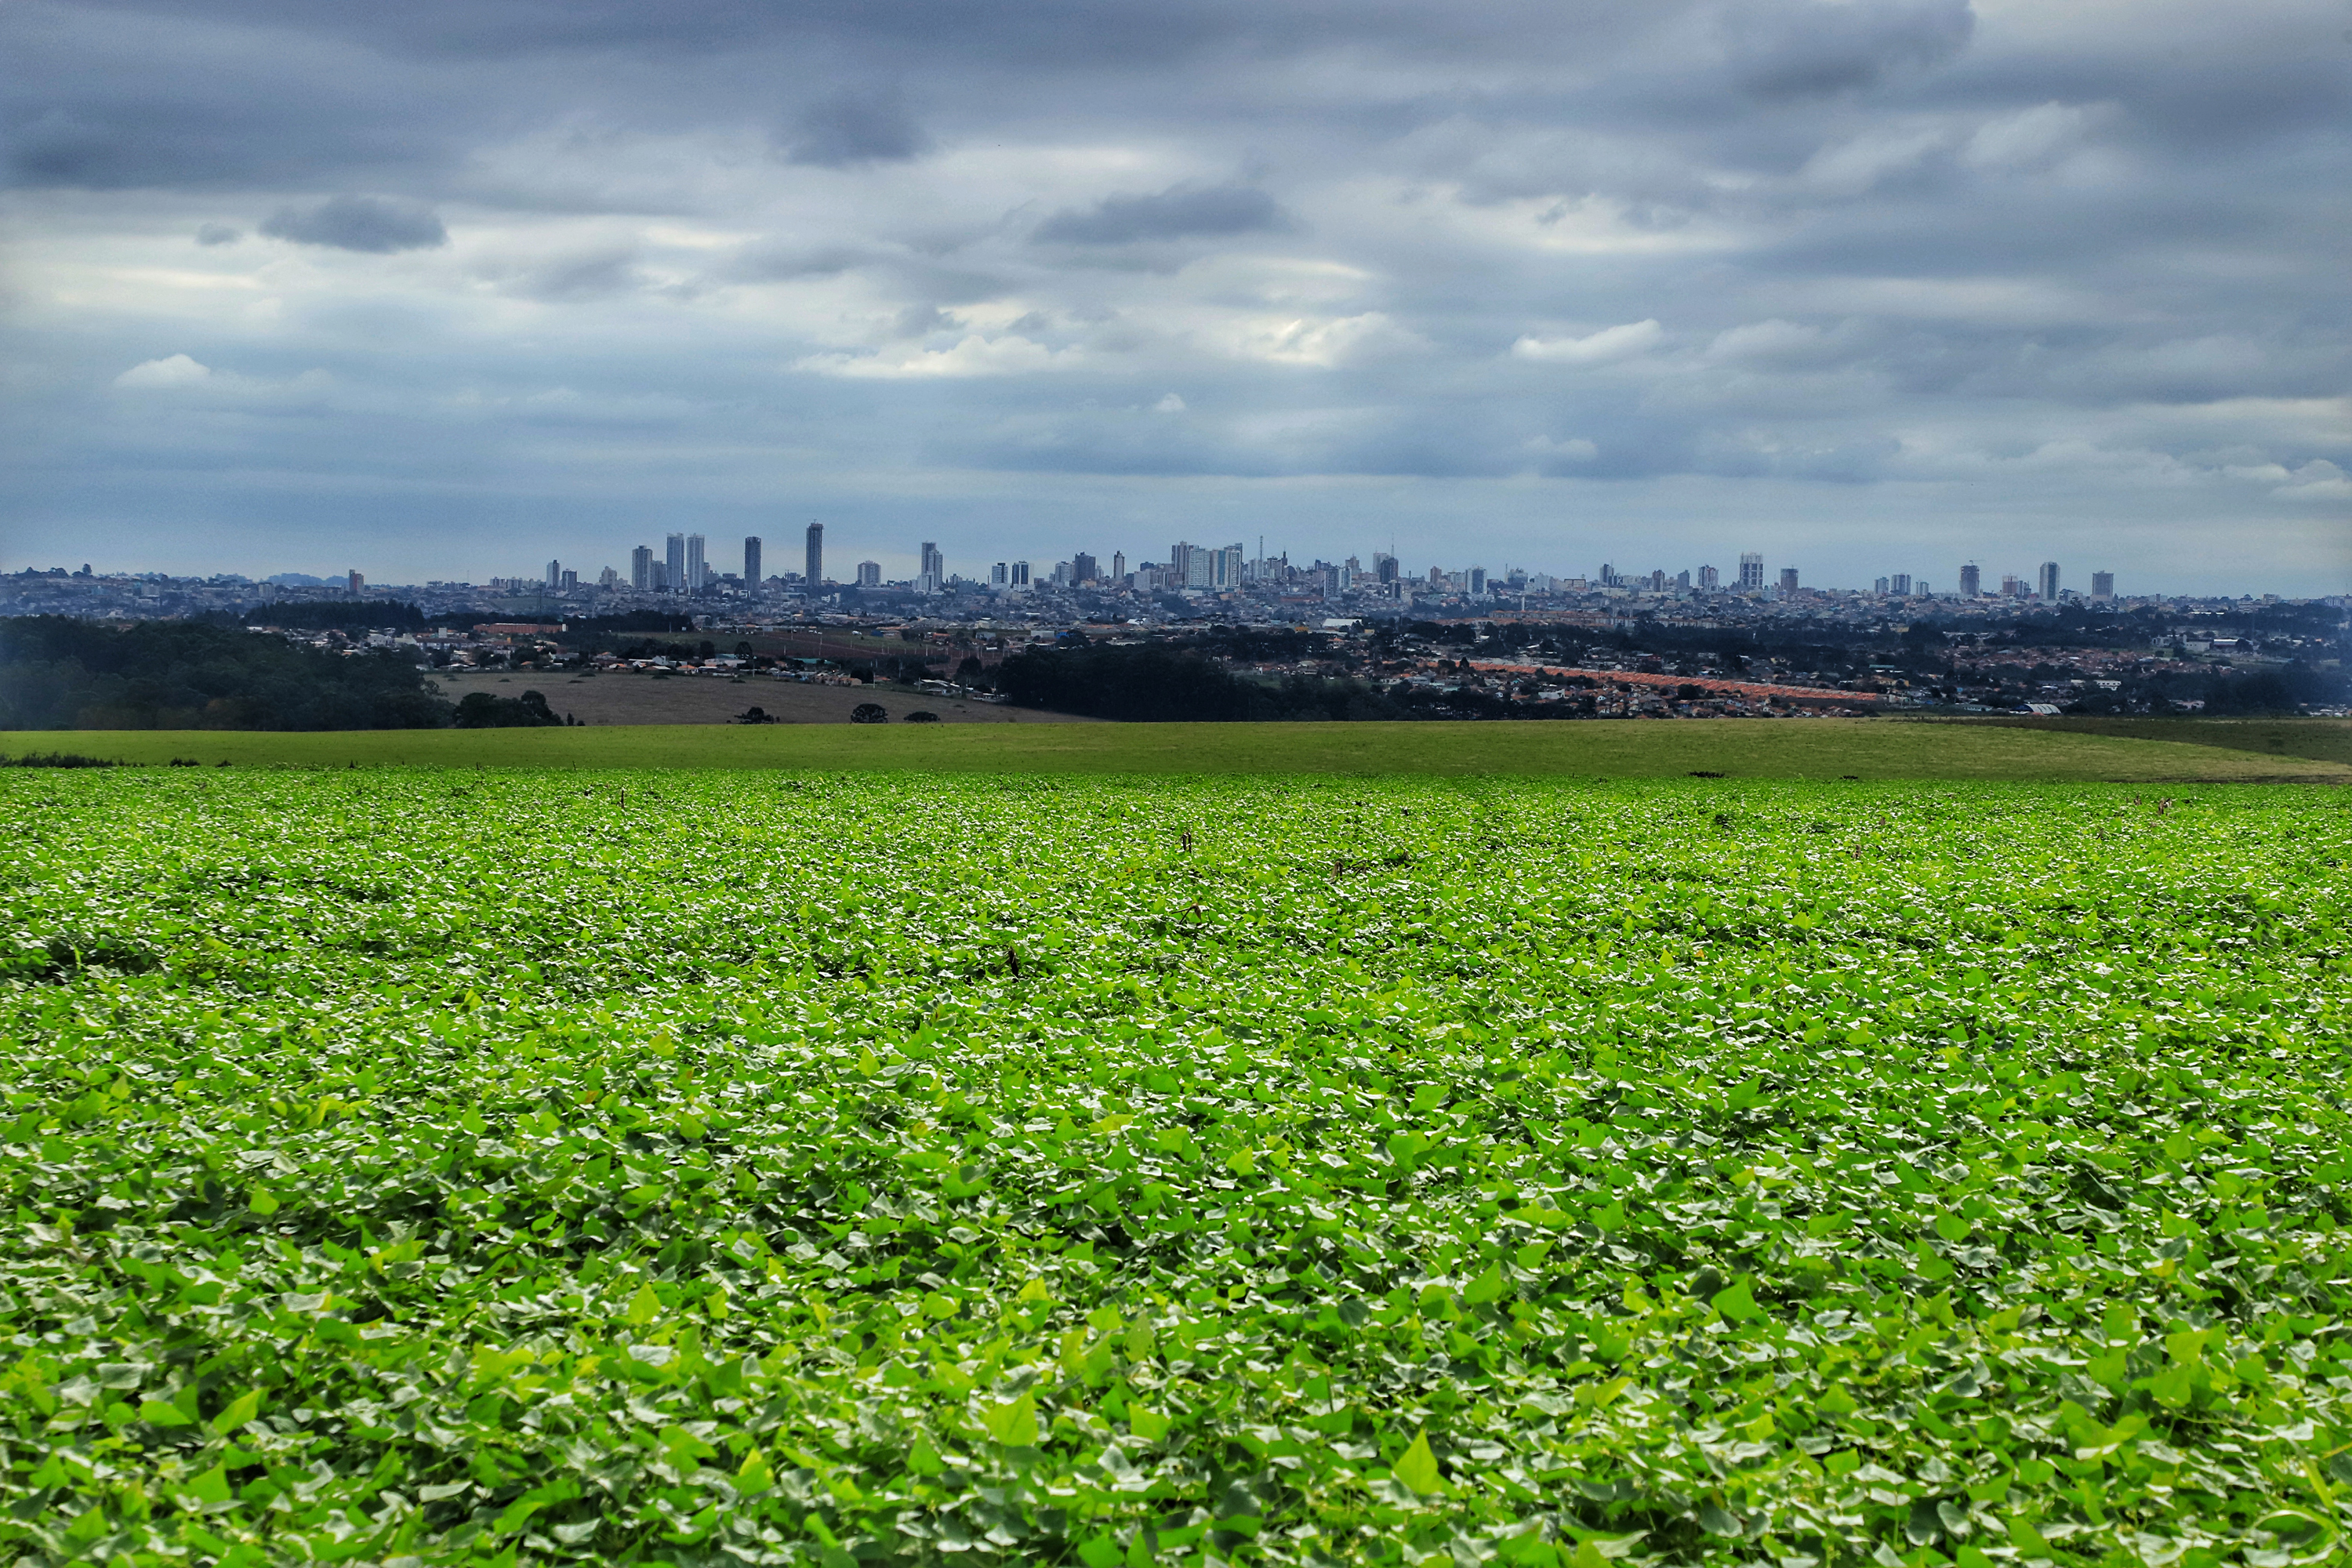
[3, 532, 2344, 723]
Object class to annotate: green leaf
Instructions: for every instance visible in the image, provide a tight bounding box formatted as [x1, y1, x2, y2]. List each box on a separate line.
[980, 1392, 1038, 1447]
[1128, 1405, 1171, 1443]
[1463, 1261, 1507, 1305]
[624, 1282, 661, 1327]
[1709, 1276, 1762, 1323]
[209, 1388, 261, 1436]
[1393, 1432, 1444, 1494]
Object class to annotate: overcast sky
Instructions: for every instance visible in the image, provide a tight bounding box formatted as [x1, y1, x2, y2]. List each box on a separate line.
[3, 0, 2347, 594]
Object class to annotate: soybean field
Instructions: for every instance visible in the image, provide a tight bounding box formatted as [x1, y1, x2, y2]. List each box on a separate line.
[5, 768, 2350, 1568]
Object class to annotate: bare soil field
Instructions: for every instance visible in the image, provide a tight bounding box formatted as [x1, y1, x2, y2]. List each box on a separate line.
[430, 669, 1094, 725]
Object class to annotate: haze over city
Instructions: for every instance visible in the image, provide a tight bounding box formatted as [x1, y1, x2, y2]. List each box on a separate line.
[4, 0, 2347, 595]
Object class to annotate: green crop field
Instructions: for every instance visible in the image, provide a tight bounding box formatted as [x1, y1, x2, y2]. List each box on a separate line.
[6, 717, 2352, 781]
[6, 769, 2351, 1568]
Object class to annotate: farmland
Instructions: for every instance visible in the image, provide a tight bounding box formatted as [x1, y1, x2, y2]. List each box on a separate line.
[5, 716, 2352, 779]
[5, 769, 2351, 1567]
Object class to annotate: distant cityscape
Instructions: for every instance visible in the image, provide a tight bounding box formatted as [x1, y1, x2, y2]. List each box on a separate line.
[5, 524, 2341, 724]
[9, 519, 2223, 626]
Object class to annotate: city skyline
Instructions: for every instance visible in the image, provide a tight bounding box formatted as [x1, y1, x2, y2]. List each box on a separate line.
[5, 0, 2347, 596]
[51, 529, 2147, 608]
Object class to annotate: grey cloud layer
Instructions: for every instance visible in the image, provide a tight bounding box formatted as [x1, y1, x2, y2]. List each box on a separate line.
[2, 0, 2346, 590]
[260, 194, 448, 252]
[1034, 184, 1288, 245]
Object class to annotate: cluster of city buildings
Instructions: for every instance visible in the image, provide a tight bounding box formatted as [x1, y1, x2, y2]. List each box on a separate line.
[481, 524, 2125, 619]
[0, 540, 2310, 636]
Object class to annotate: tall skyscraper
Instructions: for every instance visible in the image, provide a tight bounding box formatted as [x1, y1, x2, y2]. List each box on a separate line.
[631, 546, 653, 591]
[1110, 551, 1125, 582]
[744, 536, 762, 592]
[1779, 567, 1799, 594]
[2091, 570, 2114, 600]
[855, 561, 880, 588]
[2038, 561, 2060, 601]
[685, 534, 706, 593]
[920, 542, 944, 584]
[1698, 564, 1719, 590]
[804, 522, 823, 589]
[666, 533, 686, 594]
[545, 559, 561, 589]
[991, 561, 1009, 586]
[347, 570, 364, 597]
[1890, 572, 1911, 597]
[1468, 566, 1487, 596]
[1072, 551, 1098, 584]
[1011, 561, 1031, 588]
[1959, 562, 1981, 597]
[1738, 553, 1765, 592]
[1374, 552, 1398, 586]
[1214, 545, 1244, 590]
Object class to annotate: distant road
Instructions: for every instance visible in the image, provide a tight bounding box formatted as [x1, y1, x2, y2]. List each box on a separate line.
[1467, 659, 1875, 706]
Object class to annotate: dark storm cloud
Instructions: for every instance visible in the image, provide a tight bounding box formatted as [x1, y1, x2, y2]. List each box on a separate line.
[1035, 184, 1287, 245]
[260, 194, 448, 252]
[1719, 0, 1975, 98]
[782, 89, 931, 167]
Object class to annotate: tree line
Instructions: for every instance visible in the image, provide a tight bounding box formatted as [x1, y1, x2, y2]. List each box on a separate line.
[0, 618, 564, 730]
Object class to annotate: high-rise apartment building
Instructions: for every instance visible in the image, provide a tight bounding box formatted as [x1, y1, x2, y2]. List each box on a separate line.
[1959, 562, 1981, 597]
[804, 523, 824, 589]
[991, 562, 1009, 587]
[1738, 553, 1766, 592]
[685, 534, 706, 593]
[1890, 572, 1911, 597]
[2091, 571, 2114, 600]
[1374, 552, 1399, 587]
[666, 533, 686, 593]
[348, 570, 365, 597]
[545, 559, 561, 589]
[1874, 577, 1890, 596]
[1214, 544, 1244, 591]
[1072, 551, 1098, 584]
[743, 536, 762, 592]
[649, 561, 670, 591]
[2037, 561, 2060, 601]
[560, 569, 578, 590]
[1111, 551, 1126, 583]
[631, 546, 653, 591]
[1468, 566, 1487, 597]
[855, 561, 880, 588]
[1779, 567, 1799, 594]
[599, 566, 619, 589]
[1697, 564, 1719, 590]
[1011, 561, 1031, 588]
